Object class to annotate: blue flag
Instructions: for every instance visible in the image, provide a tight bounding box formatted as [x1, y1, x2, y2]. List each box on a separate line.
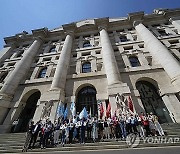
[70, 102, 76, 117]
[79, 107, 88, 119]
[56, 102, 64, 117]
[63, 107, 68, 119]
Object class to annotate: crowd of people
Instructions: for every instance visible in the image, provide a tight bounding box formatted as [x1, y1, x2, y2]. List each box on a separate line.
[22, 112, 165, 151]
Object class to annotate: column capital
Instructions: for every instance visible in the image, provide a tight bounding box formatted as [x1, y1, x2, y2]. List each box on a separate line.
[95, 17, 109, 31]
[169, 17, 180, 22]
[32, 36, 44, 44]
[133, 20, 143, 27]
[32, 27, 49, 38]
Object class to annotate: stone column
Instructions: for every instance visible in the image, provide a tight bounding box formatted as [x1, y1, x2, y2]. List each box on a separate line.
[50, 33, 73, 90]
[99, 27, 121, 85]
[0, 38, 42, 127]
[0, 38, 42, 96]
[169, 17, 180, 34]
[134, 21, 180, 91]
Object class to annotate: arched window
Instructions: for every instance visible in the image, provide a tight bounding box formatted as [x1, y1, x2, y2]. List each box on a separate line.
[83, 41, 91, 48]
[76, 86, 97, 116]
[129, 56, 141, 67]
[49, 46, 56, 53]
[136, 81, 172, 123]
[120, 35, 128, 42]
[82, 62, 91, 73]
[0, 72, 8, 83]
[38, 67, 47, 78]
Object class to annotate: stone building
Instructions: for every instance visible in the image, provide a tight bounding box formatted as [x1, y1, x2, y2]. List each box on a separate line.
[0, 8, 180, 133]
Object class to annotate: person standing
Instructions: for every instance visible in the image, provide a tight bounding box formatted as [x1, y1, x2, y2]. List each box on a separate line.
[98, 119, 104, 141]
[54, 120, 60, 146]
[60, 121, 67, 147]
[119, 114, 127, 140]
[87, 116, 92, 140]
[80, 117, 87, 144]
[153, 114, 165, 136]
[29, 120, 42, 149]
[22, 121, 35, 152]
[148, 113, 156, 136]
[68, 119, 74, 144]
[136, 114, 145, 138]
[140, 112, 150, 137]
[104, 117, 110, 139]
[92, 117, 98, 142]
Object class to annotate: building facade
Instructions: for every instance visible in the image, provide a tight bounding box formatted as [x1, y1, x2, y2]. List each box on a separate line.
[0, 8, 180, 133]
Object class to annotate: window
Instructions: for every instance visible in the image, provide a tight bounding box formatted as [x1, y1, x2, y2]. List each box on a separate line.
[83, 41, 91, 48]
[138, 44, 144, 48]
[124, 46, 133, 50]
[49, 46, 56, 53]
[7, 63, 15, 67]
[158, 29, 168, 36]
[55, 56, 59, 60]
[120, 35, 128, 42]
[16, 51, 24, 58]
[129, 56, 141, 67]
[43, 57, 51, 61]
[0, 72, 8, 83]
[82, 52, 91, 56]
[96, 51, 101, 54]
[37, 67, 47, 78]
[82, 62, 91, 73]
[169, 40, 179, 44]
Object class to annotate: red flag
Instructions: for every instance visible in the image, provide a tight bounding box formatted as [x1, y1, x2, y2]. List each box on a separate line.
[128, 96, 134, 112]
[100, 103, 104, 119]
[106, 102, 111, 118]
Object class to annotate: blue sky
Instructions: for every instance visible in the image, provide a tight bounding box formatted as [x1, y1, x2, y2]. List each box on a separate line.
[0, 0, 180, 49]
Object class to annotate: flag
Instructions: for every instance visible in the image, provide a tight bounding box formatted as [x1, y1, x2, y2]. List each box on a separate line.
[70, 102, 76, 117]
[89, 107, 91, 117]
[100, 103, 104, 119]
[128, 96, 134, 112]
[79, 107, 88, 119]
[56, 102, 64, 117]
[106, 102, 111, 118]
[63, 107, 68, 119]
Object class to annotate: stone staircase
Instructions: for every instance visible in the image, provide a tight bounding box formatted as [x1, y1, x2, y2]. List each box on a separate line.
[0, 124, 180, 153]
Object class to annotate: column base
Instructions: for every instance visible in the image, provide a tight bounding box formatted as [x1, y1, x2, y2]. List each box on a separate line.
[0, 93, 13, 125]
[108, 83, 131, 117]
[33, 89, 65, 123]
[0, 124, 12, 134]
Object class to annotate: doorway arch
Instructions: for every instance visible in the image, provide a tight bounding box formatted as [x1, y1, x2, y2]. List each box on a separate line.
[15, 90, 41, 132]
[136, 80, 172, 123]
[76, 86, 97, 117]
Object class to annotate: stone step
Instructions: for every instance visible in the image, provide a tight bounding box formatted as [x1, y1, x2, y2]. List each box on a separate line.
[0, 142, 180, 154]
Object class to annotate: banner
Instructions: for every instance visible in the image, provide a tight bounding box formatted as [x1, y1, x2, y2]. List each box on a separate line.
[70, 102, 76, 117]
[79, 107, 88, 119]
[56, 101, 64, 118]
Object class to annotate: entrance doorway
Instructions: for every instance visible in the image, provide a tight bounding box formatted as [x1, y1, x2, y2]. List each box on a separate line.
[136, 81, 172, 123]
[15, 91, 41, 132]
[76, 86, 97, 117]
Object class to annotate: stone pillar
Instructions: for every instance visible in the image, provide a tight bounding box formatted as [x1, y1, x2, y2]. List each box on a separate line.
[134, 21, 180, 91]
[169, 17, 180, 34]
[50, 33, 73, 90]
[99, 27, 121, 85]
[1, 38, 42, 95]
[0, 38, 42, 125]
